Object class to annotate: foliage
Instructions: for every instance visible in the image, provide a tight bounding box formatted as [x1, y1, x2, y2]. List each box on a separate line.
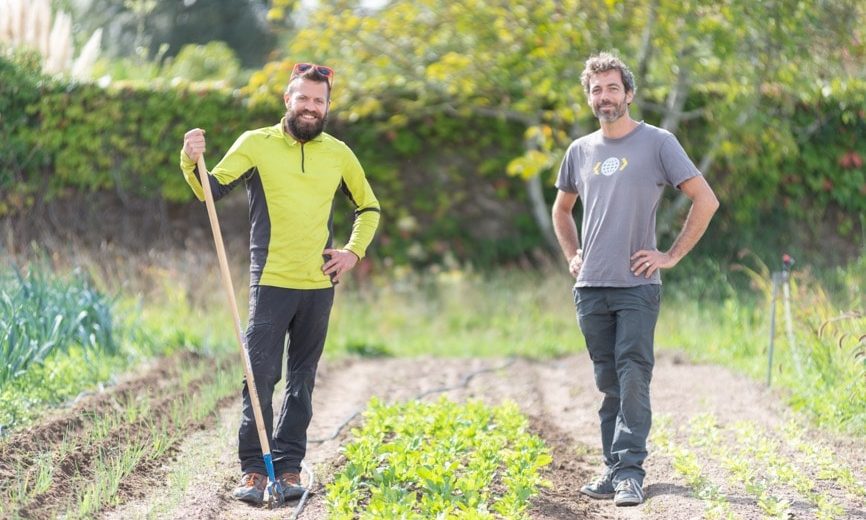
[3, 4, 866, 267]
[658, 256, 866, 434]
[91, 41, 245, 86]
[0, 0, 102, 78]
[709, 79, 866, 235]
[267, 0, 300, 28]
[26, 77, 272, 204]
[0, 53, 541, 266]
[65, 0, 279, 67]
[162, 41, 242, 83]
[0, 345, 126, 434]
[326, 396, 551, 518]
[0, 260, 228, 433]
[0, 264, 116, 387]
[271, 0, 866, 248]
[0, 49, 45, 214]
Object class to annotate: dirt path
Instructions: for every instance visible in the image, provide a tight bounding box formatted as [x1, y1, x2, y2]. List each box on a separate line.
[93, 350, 866, 520]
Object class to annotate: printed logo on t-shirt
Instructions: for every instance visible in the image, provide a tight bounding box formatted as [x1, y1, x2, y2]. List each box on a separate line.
[593, 157, 629, 176]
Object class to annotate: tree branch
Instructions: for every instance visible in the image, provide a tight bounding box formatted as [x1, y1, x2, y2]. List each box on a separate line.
[660, 47, 693, 133]
[632, 0, 659, 120]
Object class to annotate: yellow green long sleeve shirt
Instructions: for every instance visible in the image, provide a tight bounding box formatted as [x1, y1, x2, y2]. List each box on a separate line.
[180, 119, 380, 289]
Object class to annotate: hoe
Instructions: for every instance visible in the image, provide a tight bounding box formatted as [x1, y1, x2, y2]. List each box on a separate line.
[196, 154, 287, 508]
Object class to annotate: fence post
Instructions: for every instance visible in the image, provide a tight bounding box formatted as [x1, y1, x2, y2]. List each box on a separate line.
[767, 271, 780, 387]
[781, 254, 802, 378]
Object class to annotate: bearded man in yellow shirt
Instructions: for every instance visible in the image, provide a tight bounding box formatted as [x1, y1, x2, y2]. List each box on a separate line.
[180, 63, 380, 504]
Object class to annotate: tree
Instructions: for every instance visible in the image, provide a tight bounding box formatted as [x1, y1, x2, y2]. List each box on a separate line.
[252, 0, 866, 253]
[67, 0, 281, 67]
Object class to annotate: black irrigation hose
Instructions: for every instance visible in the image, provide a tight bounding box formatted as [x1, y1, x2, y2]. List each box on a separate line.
[291, 461, 315, 520]
[290, 356, 517, 518]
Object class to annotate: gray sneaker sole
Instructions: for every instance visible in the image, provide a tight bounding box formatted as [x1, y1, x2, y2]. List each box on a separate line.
[614, 495, 643, 507]
[579, 486, 615, 499]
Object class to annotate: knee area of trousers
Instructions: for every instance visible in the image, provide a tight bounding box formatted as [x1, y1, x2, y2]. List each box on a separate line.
[286, 369, 316, 388]
[594, 369, 619, 392]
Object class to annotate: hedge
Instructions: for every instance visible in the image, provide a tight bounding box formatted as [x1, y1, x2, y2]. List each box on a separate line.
[1, 55, 864, 268]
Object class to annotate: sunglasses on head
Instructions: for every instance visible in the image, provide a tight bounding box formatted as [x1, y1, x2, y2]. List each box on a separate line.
[291, 63, 335, 86]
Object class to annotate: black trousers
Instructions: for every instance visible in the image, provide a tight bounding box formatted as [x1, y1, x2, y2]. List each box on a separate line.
[574, 285, 660, 486]
[238, 285, 334, 475]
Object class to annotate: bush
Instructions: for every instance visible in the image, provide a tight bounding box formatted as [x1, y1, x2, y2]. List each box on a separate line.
[1, 56, 864, 268]
[163, 41, 243, 84]
[0, 50, 47, 214]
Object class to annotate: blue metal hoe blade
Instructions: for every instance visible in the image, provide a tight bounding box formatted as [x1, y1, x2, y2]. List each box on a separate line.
[263, 453, 286, 507]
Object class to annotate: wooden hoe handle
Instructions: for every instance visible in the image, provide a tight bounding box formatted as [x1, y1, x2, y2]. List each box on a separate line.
[196, 155, 277, 479]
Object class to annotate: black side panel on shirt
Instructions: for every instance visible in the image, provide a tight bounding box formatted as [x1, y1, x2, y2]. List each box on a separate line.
[326, 196, 335, 251]
[192, 165, 247, 200]
[338, 180, 357, 207]
[245, 168, 270, 286]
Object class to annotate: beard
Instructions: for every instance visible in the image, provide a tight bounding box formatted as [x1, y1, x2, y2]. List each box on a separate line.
[592, 99, 628, 123]
[286, 109, 328, 141]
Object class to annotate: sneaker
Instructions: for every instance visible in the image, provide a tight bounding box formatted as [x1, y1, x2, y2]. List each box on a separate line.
[232, 472, 267, 504]
[579, 471, 615, 499]
[278, 472, 307, 500]
[614, 478, 645, 506]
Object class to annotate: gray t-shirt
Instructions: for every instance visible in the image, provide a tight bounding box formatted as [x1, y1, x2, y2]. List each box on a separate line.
[555, 122, 700, 287]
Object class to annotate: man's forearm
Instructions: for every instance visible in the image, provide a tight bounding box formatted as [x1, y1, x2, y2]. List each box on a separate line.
[666, 193, 719, 262]
[344, 207, 381, 259]
[552, 209, 580, 261]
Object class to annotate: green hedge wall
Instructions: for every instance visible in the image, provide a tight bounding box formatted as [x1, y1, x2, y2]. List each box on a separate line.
[1, 55, 864, 267]
[0, 56, 536, 265]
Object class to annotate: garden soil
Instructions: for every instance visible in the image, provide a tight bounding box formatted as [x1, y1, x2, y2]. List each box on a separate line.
[5, 352, 865, 519]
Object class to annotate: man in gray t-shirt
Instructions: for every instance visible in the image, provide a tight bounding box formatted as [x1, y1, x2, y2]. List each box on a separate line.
[551, 52, 719, 507]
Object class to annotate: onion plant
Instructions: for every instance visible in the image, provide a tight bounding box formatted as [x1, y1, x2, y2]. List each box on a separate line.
[0, 265, 115, 386]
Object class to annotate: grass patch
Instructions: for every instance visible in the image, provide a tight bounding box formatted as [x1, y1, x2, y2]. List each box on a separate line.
[327, 396, 551, 519]
[657, 255, 866, 434]
[327, 258, 865, 435]
[327, 267, 582, 359]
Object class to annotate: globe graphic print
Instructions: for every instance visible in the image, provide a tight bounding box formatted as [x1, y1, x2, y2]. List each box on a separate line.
[600, 157, 620, 176]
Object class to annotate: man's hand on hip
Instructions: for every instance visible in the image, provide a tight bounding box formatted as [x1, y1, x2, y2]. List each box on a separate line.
[568, 249, 583, 278]
[630, 250, 676, 278]
[322, 248, 359, 283]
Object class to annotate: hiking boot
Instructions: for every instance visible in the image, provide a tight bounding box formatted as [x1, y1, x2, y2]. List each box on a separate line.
[278, 472, 307, 500]
[579, 471, 615, 499]
[232, 472, 267, 504]
[614, 478, 645, 506]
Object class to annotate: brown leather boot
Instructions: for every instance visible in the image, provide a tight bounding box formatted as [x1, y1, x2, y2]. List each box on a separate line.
[278, 472, 307, 500]
[232, 472, 267, 504]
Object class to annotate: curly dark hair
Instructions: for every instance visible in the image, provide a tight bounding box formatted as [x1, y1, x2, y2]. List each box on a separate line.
[580, 52, 636, 95]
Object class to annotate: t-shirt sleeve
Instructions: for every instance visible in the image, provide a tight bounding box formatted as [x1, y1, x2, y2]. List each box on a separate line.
[555, 144, 580, 193]
[659, 135, 701, 189]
